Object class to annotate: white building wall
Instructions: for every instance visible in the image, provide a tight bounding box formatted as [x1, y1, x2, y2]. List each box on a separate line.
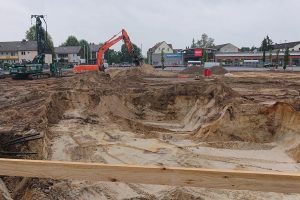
[68, 54, 80, 64]
[17, 51, 52, 64]
[154, 42, 173, 54]
[18, 51, 37, 63]
[45, 54, 52, 64]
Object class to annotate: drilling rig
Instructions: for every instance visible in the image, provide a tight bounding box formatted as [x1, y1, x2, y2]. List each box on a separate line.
[10, 15, 56, 79]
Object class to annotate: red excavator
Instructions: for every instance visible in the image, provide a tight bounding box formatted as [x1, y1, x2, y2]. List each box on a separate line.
[74, 29, 141, 73]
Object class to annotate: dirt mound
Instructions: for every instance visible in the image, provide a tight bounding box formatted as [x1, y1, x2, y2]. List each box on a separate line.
[180, 66, 227, 75]
[66, 71, 111, 90]
[194, 102, 300, 143]
[211, 65, 228, 75]
[108, 64, 177, 79]
[180, 66, 204, 74]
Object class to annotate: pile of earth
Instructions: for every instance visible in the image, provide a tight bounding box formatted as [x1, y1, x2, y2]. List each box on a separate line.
[107, 64, 177, 79]
[180, 65, 228, 75]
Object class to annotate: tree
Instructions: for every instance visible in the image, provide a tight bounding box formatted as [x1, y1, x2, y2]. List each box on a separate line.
[61, 36, 80, 46]
[120, 43, 141, 63]
[240, 47, 251, 52]
[104, 49, 121, 65]
[269, 49, 272, 63]
[284, 47, 290, 70]
[79, 39, 91, 63]
[191, 38, 196, 48]
[261, 38, 268, 63]
[202, 50, 208, 63]
[196, 33, 215, 48]
[261, 35, 273, 63]
[266, 35, 273, 50]
[25, 25, 54, 55]
[161, 50, 165, 69]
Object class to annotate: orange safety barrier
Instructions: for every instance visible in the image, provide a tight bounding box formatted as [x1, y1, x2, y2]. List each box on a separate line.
[73, 65, 99, 73]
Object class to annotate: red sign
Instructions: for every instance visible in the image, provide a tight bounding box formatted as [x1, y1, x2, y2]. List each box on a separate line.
[194, 48, 203, 57]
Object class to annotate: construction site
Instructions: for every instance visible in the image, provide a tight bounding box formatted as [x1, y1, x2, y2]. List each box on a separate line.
[0, 63, 300, 199]
[2, 1, 300, 199]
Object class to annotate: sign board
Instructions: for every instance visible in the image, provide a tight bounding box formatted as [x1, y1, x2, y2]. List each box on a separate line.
[166, 53, 183, 58]
[194, 48, 203, 57]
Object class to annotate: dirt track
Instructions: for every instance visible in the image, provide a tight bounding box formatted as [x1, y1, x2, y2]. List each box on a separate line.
[1, 66, 300, 199]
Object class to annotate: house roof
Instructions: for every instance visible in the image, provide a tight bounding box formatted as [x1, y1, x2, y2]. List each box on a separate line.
[54, 46, 82, 54]
[0, 41, 38, 52]
[214, 43, 230, 50]
[89, 44, 101, 52]
[272, 41, 300, 49]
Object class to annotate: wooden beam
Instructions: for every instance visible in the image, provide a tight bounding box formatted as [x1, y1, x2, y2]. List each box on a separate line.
[0, 158, 300, 194]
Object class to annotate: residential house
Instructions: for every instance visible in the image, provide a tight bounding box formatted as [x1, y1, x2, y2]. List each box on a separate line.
[0, 40, 52, 65]
[54, 46, 83, 65]
[272, 41, 300, 52]
[147, 41, 183, 67]
[89, 43, 101, 63]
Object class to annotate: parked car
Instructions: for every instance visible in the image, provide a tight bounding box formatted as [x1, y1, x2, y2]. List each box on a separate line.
[264, 63, 278, 68]
[0, 68, 5, 79]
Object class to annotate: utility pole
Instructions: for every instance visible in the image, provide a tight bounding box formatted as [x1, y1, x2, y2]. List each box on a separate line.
[83, 45, 86, 64]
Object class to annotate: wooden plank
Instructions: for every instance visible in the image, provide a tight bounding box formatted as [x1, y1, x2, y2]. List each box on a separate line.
[0, 158, 300, 193]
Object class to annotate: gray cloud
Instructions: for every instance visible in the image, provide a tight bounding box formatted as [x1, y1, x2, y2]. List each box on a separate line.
[0, 0, 299, 54]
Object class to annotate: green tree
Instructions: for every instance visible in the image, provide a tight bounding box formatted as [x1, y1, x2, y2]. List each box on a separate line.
[25, 25, 54, 55]
[61, 36, 80, 46]
[161, 50, 165, 69]
[120, 43, 141, 63]
[79, 39, 91, 63]
[196, 33, 215, 48]
[191, 38, 196, 48]
[240, 47, 251, 52]
[284, 47, 290, 70]
[104, 49, 121, 64]
[266, 35, 273, 50]
[261, 38, 268, 63]
[261, 35, 273, 64]
[202, 50, 208, 63]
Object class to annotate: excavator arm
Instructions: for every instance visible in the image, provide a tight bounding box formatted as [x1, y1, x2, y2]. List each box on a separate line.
[74, 29, 141, 73]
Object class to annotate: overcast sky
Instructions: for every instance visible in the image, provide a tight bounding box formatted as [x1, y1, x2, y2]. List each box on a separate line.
[0, 0, 299, 55]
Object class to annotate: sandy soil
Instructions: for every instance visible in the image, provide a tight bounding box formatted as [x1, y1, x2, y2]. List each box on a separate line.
[1, 65, 300, 199]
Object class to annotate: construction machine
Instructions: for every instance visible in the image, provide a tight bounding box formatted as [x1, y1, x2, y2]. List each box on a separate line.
[10, 15, 59, 79]
[74, 29, 142, 73]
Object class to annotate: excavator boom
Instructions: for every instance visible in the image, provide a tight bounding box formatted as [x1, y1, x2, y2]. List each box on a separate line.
[74, 29, 140, 73]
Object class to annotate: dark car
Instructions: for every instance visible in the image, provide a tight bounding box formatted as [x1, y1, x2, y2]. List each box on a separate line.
[264, 63, 278, 68]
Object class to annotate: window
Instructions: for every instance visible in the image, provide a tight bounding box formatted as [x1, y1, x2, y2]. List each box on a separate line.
[11, 52, 15, 56]
[28, 52, 30, 54]
[21, 51, 26, 55]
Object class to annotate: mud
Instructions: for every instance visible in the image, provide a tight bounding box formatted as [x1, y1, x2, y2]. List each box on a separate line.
[1, 66, 300, 199]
